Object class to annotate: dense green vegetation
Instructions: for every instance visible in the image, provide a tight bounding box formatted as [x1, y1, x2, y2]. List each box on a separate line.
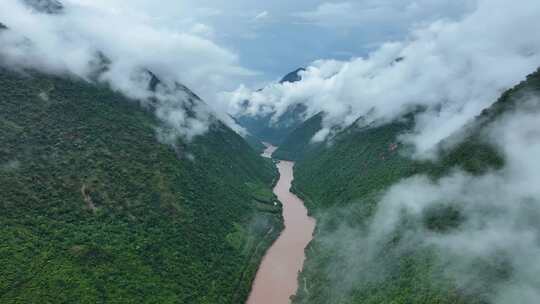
[0, 67, 282, 303]
[273, 112, 323, 161]
[291, 68, 540, 304]
[243, 134, 267, 154]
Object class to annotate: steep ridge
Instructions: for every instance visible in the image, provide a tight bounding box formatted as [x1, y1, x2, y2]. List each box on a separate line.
[272, 112, 323, 161]
[0, 67, 282, 303]
[290, 68, 540, 304]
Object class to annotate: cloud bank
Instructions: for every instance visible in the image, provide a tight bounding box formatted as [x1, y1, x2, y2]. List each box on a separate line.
[224, 0, 540, 157]
[0, 0, 254, 141]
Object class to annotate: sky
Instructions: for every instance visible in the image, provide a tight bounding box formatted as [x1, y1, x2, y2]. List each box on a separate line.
[22, 0, 476, 85]
[1, 0, 540, 151]
[0, 0, 480, 97]
[208, 0, 476, 81]
[84, 0, 475, 84]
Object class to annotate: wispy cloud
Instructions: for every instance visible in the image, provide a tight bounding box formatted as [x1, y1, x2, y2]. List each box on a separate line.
[253, 11, 269, 22]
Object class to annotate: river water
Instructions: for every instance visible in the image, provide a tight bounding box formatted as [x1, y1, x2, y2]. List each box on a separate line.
[247, 144, 316, 304]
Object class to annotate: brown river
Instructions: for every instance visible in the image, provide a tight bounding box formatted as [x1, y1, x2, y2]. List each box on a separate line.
[247, 144, 316, 304]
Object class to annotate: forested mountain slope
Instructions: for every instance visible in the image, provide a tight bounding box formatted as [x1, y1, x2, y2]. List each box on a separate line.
[0, 67, 282, 304]
[272, 112, 323, 161]
[291, 68, 540, 304]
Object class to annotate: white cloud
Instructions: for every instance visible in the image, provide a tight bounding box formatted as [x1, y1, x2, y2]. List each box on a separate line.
[370, 99, 540, 303]
[253, 11, 269, 22]
[188, 23, 215, 38]
[0, 0, 254, 142]
[225, 0, 540, 157]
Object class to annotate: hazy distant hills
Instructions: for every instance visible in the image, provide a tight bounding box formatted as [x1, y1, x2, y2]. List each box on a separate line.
[235, 67, 325, 158]
[236, 68, 310, 146]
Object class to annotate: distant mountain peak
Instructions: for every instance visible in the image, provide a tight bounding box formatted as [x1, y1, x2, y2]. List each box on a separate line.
[279, 67, 305, 84]
[236, 67, 310, 145]
[22, 0, 64, 14]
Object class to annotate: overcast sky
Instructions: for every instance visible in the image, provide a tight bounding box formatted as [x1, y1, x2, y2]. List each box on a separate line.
[0, 0, 477, 93]
[67, 0, 475, 84]
[204, 0, 476, 82]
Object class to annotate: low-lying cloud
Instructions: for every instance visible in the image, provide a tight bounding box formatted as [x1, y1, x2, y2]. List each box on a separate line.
[224, 0, 540, 157]
[315, 96, 540, 303]
[0, 0, 252, 142]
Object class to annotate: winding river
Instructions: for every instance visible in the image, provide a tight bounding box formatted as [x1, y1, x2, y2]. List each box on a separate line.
[247, 144, 316, 304]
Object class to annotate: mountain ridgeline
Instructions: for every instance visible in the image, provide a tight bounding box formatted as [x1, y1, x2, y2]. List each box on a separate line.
[0, 66, 283, 303]
[271, 112, 323, 161]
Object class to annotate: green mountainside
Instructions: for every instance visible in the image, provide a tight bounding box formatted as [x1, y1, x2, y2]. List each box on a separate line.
[243, 133, 267, 154]
[272, 112, 323, 161]
[290, 68, 540, 304]
[0, 67, 282, 304]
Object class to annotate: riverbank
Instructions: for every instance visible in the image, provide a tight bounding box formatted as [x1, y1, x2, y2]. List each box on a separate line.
[247, 145, 316, 304]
